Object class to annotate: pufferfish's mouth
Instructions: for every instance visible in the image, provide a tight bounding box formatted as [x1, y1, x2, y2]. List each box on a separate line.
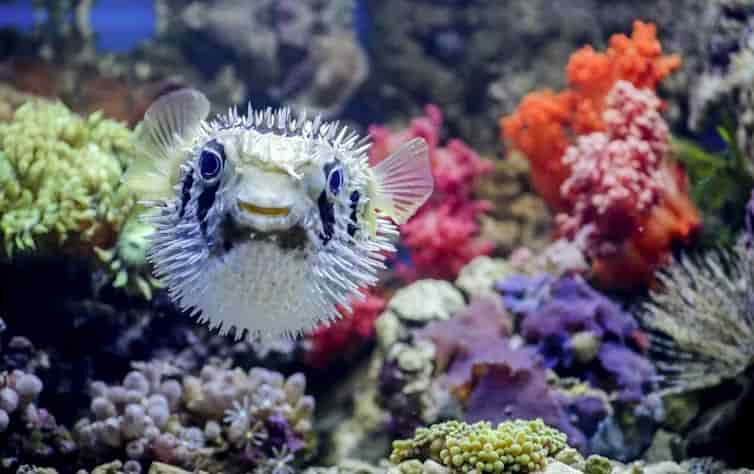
[238, 201, 291, 217]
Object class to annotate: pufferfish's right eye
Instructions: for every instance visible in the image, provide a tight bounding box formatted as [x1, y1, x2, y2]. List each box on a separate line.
[199, 140, 225, 180]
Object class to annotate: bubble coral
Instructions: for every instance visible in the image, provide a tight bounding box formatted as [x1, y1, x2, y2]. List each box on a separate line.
[304, 288, 387, 369]
[369, 106, 494, 281]
[500, 22, 697, 288]
[0, 100, 135, 256]
[389, 419, 568, 474]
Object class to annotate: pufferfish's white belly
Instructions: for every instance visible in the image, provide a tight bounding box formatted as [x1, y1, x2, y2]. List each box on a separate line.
[177, 239, 332, 339]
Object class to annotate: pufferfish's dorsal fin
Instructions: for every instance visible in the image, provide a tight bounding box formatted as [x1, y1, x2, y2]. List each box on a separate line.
[123, 88, 210, 200]
[371, 137, 434, 224]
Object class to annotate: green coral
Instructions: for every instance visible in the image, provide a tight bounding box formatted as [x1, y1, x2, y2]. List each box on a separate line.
[0, 99, 135, 256]
[672, 124, 754, 249]
[93, 213, 162, 299]
[390, 419, 568, 474]
[584, 456, 614, 474]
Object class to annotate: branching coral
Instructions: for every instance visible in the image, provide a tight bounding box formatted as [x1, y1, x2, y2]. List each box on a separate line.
[389, 419, 568, 474]
[637, 243, 754, 394]
[369, 106, 494, 281]
[501, 21, 698, 288]
[0, 100, 135, 256]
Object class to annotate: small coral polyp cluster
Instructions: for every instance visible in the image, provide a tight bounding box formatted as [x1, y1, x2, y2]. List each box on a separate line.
[390, 419, 568, 473]
[0, 100, 135, 256]
[74, 360, 315, 470]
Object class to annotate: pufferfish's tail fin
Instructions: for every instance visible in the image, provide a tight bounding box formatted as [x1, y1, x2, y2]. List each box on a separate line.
[123, 88, 210, 200]
[371, 137, 434, 224]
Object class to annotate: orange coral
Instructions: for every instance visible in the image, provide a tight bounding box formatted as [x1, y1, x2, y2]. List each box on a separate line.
[501, 20, 681, 210]
[500, 21, 696, 290]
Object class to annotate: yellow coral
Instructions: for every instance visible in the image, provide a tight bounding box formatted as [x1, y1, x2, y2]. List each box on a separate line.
[390, 419, 568, 474]
[0, 100, 135, 256]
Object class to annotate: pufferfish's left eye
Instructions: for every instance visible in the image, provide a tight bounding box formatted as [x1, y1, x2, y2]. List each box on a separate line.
[199, 140, 225, 181]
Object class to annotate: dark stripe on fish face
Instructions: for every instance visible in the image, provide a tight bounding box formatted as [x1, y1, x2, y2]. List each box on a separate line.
[348, 190, 360, 237]
[318, 191, 335, 244]
[179, 169, 195, 218]
[197, 182, 219, 235]
[204, 139, 226, 159]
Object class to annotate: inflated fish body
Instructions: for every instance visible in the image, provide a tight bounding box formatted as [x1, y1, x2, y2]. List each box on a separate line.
[123, 89, 433, 340]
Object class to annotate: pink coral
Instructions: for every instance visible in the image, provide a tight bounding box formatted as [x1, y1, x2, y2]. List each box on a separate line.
[304, 288, 387, 368]
[556, 81, 699, 287]
[369, 106, 494, 281]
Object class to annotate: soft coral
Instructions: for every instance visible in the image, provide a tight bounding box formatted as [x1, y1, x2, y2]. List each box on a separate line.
[370, 105, 494, 281]
[500, 21, 697, 288]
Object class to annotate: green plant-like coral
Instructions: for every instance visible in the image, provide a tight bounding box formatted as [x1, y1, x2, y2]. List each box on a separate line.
[0, 99, 135, 256]
[673, 123, 754, 249]
[390, 419, 569, 474]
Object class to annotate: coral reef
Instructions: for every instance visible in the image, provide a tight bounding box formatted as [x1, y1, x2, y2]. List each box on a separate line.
[390, 419, 568, 474]
[0, 320, 77, 469]
[369, 106, 495, 281]
[74, 360, 315, 472]
[501, 22, 699, 288]
[0, 100, 135, 257]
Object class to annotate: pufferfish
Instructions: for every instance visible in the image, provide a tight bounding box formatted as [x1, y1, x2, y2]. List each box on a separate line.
[123, 89, 433, 340]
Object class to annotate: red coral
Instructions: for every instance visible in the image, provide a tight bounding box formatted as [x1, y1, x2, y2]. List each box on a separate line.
[304, 288, 387, 368]
[369, 106, 494, 281]
[500, 21, 697, 289]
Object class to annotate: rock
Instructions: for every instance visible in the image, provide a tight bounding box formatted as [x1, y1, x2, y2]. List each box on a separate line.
[642, 461, 688, 474]
[643, 430, 684, 464]
[455, 256, 513, 298]
[387, 280, 466, 323]
[543, 460, 587, 474]
[148, 463, 193, 474]
[661, 393, 701, 432]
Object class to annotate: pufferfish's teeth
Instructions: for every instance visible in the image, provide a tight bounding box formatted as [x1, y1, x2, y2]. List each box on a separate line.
[238, 201, 291, 217]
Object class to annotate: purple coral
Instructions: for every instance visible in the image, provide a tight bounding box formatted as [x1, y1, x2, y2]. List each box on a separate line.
[417, 296, 590, 450]
[499, 274, 655, 402]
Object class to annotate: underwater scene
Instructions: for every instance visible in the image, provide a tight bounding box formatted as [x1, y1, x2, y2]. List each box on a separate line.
[1, 0, 754, 473]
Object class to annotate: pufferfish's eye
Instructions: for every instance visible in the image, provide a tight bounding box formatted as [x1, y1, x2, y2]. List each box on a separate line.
[199, 140, 224, 180]
[327, 166, 343, 196]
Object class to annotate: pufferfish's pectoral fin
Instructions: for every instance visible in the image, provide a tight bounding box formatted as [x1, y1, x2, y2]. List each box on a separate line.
[123, 88, 210, 201]
[371, 137, 434, 224]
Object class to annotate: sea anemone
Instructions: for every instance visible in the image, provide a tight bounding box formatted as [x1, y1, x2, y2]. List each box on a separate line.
[638, 242, 754, 394]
